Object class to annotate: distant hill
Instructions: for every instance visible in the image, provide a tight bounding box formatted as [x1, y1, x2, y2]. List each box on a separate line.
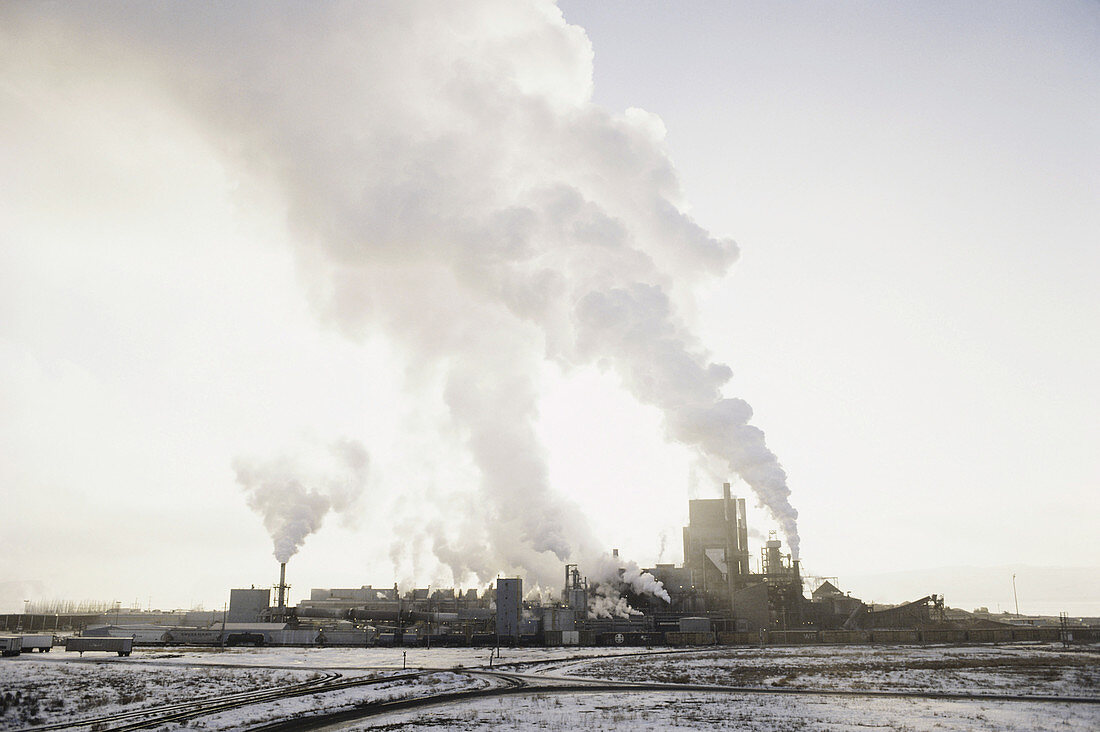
[837, 565, 1100, 618]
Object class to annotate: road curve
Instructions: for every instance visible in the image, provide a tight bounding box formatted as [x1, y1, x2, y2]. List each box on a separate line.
[247, 668, 1100, 732]
[18, 671, 456, 732]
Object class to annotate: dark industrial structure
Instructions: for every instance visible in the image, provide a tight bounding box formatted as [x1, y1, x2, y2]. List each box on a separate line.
[494, 578, 522, 643]
[13, 481, 1096, 650]
[643, 483, 806, 633]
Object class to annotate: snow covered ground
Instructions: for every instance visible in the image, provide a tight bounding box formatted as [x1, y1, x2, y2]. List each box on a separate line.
[350, 690, 1100, 731]
[124, 644, 665, 670]
[0, 651, 491, 730]
[0, 643, 1095, 730]
[0, 659, 321, 729]
[0, 646, 633, 729]
[0, 644, 609, 728]
[560, 643, 1100, 698]
[187, 671, 491, 731]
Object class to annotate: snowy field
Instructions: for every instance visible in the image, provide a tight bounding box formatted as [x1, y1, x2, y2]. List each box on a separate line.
[0, 643, 1096, 730]
[0, 645, 639, 729]
[0, 660, 321, 729]
[0, 651, 487, 731]
[178, 671, 492, 731]
[559, 643, 1100, 698]
[352, 690, 1099, 731]
[34, 643, 664, 670]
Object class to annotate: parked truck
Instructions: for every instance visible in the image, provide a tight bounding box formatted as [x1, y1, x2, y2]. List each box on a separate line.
[65, 636, 133, 657]
[18, 634, 53, 652]
[0, 636, 23, 657]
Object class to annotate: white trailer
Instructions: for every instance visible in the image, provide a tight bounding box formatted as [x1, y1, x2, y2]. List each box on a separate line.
[65, 636, 133, 656]
[0, 636, 23, 657]
[18, 634, 53, 652]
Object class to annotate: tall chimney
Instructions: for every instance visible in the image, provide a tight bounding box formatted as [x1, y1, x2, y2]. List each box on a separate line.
[723, 482, 735, 607]
[278, 562, 287, 610]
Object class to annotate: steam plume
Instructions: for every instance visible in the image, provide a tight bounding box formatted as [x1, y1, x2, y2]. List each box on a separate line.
[586, 553, 670, 617]
[9, 0, 801, 575]
[234, 439, 369, 563]
[589, 584, 641, 619]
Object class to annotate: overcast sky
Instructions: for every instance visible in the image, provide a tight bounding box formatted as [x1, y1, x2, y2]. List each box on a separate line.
[1, 1, 1096, 615]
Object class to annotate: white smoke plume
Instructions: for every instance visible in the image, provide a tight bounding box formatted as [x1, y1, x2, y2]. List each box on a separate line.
[588, 583, 641, 619]
[5, 0, 801, 577]
[585, 552, 671, 617]
[234, 439, 369, 563]
[622, 565, 672, 604]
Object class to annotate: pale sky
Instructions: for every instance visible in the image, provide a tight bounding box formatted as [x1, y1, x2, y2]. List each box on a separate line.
[1, 1, 1097, 615]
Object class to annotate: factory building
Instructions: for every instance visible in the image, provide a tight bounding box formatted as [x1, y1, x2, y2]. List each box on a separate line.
[682, 482, 751, 600]
[495, 578, 522, 644]
[60, 489, 821, 647]
[49, 481, 1084, 650]
[641, 483, 807, 632]
[227, 588, 270, 624]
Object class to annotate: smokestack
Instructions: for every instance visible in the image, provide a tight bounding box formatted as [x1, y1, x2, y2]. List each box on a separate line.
[764, 537, 783, 576]
[723, 482, 735, 607]
[278, 562, 286, 610]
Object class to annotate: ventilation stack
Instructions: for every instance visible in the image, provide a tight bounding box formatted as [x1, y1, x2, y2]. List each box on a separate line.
[277, 562, 287, 610]
[763, 535, 784, 577]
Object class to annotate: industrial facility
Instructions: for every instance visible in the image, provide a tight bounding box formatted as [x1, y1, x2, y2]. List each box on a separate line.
[3, 483, 1096, 651]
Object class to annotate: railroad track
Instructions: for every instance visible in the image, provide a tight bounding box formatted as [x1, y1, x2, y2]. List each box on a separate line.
[247, 668, 1100, 732]
[20, 650, 1099, 731]
[18, 670, 433, 732]
[248, 669, 529, 732]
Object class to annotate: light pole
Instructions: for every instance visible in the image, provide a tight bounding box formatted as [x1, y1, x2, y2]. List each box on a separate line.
[1012, 574, 1020, 618]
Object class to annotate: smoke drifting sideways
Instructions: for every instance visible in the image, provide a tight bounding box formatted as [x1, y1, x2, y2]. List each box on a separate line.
[6, 0, 800, 584]
[586, 555, 672, 619]
[234, 439, 370, 564]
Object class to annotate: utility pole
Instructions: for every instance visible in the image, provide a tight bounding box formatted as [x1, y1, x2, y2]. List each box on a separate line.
[1012, 574, 1020, 618]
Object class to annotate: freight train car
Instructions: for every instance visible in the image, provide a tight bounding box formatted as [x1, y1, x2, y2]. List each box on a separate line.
[665, 631, 713, 646]
[164, 629, 223, 645]
[225, 632, 265, 647]
[598, 631, 663, 646]
[66, 636, 133, 656]
[18, 634, 52, 652]
[0, 636, 22, 656]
